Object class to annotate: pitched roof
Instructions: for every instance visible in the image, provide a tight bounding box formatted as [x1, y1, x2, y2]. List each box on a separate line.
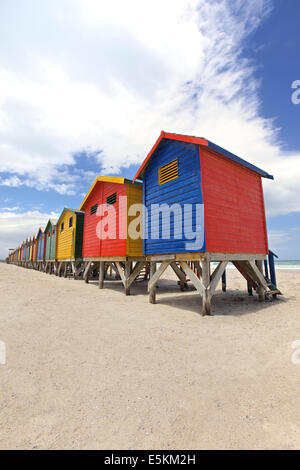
[133, 131, 274, 181]
[57, 208, 84, 225]
[44, 218, 58, 232]
[79, 176, 142, 211]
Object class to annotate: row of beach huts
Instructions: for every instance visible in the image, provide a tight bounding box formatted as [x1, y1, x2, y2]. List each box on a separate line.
[8, 131, 281, 315]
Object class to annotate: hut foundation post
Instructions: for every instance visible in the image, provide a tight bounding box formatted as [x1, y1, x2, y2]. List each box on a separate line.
[99, 261, 105, 289]
[125, 262, 131, 295]
[83, 261, 92, 283]
[222, 270, 227, 292]
[201, 259, 211, 316]
[71, 261, 76, 278]
[58, 262, 63, 277]
[149, 262, 157, 304]
[74, 262, 84, 280]
[256, 260, 265, 302]
[124, 261, 146, 293]
[170, 262, 188, 291]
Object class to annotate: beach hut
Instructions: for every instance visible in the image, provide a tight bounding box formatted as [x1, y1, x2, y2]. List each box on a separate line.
[26, 238, 31, 264]
[36, 228, 46, 270]
[78, 176, 145, 292]
[133, 131, 279, 315]
[28, 237, 34, 267]
[44, 219, 57, 273]
[22, 240, 27, 264]
[19, 244, 23, 264]
[55, 208, 84, 277]
[32, 236, 37, 266]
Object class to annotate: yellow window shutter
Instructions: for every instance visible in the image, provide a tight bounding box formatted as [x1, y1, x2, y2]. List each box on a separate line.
[159, 159, 178, 185]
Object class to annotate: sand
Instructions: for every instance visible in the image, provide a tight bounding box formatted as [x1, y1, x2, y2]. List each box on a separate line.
[0, 262, 300, 450]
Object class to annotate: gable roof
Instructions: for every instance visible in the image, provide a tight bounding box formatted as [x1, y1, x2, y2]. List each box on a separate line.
[79, 176, 142, 211]
[44, 218, 58, 233]
[133, 131, 274, 181]
[57, 208, 84, 225]
[36, 227, 45, 238]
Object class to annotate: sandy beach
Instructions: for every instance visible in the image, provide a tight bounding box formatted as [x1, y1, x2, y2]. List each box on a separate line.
[1, 262, 300, 450]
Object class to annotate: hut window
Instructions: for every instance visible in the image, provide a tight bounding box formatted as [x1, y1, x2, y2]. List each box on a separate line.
[159, 159, 178, 185]
[61, 222, 64, 232]
[107, 193, 117, 206]
[52, 229, 55, 235]
[90, 204, 98, 215]
[69, 216, 73, 228]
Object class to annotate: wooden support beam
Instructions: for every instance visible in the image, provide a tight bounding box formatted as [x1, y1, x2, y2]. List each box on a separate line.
[208, 261, 228, 297]
[109, 262, 120, 278]
[248, 261, 269, 291]
[150, 254, 176, 262]
[57, 262, 62, 277]
[254, 260, 266, 302]
[247, 281, 253, 296]
[115, 262, 126, 286]
[99, 261, 105, 289]
[205, 252, 266, 261]
[170, 262, 187, 291]
[125, 262, 131, 295]
[74, 262, 84, 280]
[148, 261, 171, 292]
[194, 261, 202, 278]
[201, 259, 211, 316]
[70, 261, 74, 274]
[179, 261, 204, 297]
[222, 270, 226, 292]
[125, 262, 146, 290]
[149, 262, 157, 304]
[83, 261, 92, 283]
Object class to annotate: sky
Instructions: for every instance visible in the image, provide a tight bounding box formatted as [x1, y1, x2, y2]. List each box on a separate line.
[0, 0, 299, 260]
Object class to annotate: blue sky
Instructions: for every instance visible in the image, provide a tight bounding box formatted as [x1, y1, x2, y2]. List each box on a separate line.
[0, 0, 299, 259]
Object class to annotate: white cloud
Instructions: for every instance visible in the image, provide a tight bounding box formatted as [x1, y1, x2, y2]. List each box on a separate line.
[0, 0, 299, 216]
[0, 206, 21, 212]
[0, 210, 59, 259]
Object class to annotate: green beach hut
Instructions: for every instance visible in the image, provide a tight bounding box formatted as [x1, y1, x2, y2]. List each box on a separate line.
[44, 219, 58, 261]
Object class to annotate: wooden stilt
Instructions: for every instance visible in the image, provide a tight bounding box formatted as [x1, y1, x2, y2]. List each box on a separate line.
[109, 262, 120, 279]
[170, 262, 187, 291]
[83, 261, 92, 283]
[99, 261, 105, 289]
[256, 260, 265, 302]
[247, 281, 253, 296]
[222, 270, 226, 292]
[202, 259, 211, 316]
[125, 261, 146, 292]
[179, 261, 204, 296]
[125, 262, 131, 296]
[58, 262, 62, 277]
[115, 262, 126, 286]
[149, 262, 157, 304]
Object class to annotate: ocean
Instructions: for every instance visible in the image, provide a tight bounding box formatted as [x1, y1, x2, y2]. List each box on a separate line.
[274, 260, 300, 269]
[211, 260, 300, 270]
